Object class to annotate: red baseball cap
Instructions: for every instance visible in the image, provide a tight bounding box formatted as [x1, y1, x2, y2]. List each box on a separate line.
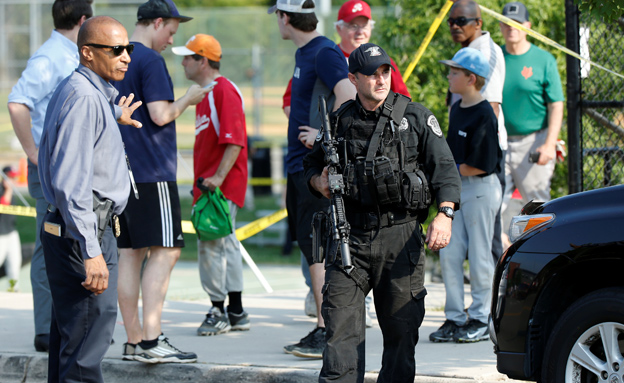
[337, 0, 372, 23]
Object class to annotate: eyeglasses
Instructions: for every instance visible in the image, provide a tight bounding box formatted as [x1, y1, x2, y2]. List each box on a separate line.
[343, 21, 373, 32]
[447, 17, 480, 27]
[84, 43, 134, 56]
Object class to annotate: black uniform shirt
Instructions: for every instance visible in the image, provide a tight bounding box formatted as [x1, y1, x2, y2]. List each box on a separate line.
[447, 100, 502, 176]
[304, 92, 461, 210]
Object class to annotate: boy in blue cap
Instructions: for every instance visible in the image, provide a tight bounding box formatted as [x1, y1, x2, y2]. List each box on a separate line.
[430, 47, 503, 343]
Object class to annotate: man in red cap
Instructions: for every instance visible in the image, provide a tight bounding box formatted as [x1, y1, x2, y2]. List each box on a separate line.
[334, 0, 410, 97]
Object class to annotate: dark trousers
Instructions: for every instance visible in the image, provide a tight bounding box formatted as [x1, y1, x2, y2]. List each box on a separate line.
[42, 211, 118, 383]
[320, 219, 426, 383]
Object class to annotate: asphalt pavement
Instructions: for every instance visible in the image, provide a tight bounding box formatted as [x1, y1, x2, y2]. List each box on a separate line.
[0, 260, 528, 383]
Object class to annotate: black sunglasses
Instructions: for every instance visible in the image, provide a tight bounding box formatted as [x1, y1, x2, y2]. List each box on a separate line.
[85, 43, 134, 56]
[447, 17, 480, 27]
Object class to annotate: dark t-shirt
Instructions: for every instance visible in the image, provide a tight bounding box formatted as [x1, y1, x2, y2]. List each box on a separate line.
[112, 42, 177, 183]
[447, 99, 501, 176]
[286, 36, 348, 174]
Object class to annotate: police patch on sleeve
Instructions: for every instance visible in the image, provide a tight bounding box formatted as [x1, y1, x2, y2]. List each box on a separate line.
[427, 115, 443, 137]
[399, 117, 409, 131]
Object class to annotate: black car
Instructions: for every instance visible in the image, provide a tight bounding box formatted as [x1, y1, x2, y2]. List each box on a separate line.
[489, 184, 624, 383]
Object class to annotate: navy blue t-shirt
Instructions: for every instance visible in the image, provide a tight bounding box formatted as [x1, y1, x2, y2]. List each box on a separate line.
[112, 42, 177, 183]
[447, 99, 501, 176]
[286, 36, 348, 174]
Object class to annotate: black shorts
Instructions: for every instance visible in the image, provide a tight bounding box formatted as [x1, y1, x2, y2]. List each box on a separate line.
[286, 171, 329, 266]
[117, 181, 185, 249]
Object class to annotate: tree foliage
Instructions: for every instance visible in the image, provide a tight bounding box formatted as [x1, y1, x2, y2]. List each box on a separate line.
[576, 0, 623, 24]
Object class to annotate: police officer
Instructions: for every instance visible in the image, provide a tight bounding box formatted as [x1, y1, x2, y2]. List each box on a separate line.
[304, 43, 461, 383]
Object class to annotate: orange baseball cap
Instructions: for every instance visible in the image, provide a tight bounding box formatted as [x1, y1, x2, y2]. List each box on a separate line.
[172, 34, 222, 62]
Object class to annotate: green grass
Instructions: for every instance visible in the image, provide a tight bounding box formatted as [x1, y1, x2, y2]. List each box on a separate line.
[12, 193, 300, 266]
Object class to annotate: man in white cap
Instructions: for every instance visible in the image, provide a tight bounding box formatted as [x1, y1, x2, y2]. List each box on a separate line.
[173, 34, 250, 337]
[269, 0, 356, 359]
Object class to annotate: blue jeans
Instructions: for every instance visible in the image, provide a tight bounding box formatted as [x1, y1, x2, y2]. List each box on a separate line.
[440, 173, 501, 325]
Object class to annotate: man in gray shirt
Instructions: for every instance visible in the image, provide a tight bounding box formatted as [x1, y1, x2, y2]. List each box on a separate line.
[38, 16, 140, 383]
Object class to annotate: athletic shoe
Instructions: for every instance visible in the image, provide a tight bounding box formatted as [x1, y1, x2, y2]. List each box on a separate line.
[122, 342, 136, 361]
[429, 320, 460, 343]
[228, 310, 251, 331]
[197, 307, 231, 336]
[304, 290, 317, 317]
[285, 327, 326, 359]
[453, 319, 489, 343]
[134, 335, 197, 364]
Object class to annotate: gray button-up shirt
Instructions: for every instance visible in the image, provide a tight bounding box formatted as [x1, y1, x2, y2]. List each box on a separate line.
[39, 64, 130, 259]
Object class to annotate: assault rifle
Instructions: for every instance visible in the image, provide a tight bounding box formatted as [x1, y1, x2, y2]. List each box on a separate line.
[319, 95, 353, 275]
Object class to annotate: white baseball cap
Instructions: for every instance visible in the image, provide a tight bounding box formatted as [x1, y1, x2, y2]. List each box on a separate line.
[267, 0, 315, 14]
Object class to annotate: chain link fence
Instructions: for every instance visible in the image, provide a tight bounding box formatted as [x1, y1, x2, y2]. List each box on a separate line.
[577, 14, 624, 191]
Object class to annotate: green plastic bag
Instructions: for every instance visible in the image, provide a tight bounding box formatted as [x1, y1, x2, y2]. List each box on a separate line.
[191, 186, 233, 241]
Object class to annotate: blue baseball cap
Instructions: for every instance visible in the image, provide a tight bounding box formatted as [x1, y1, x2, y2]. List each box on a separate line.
[439, 47, 489, 78]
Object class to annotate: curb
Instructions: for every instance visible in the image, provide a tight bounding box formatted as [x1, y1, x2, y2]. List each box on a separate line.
[0, 353, 508, 383]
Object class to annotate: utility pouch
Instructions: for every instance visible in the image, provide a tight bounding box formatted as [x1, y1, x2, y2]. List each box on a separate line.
[354, 158, 375, 206]
[312, 211, 329, 264]
[401, 169, 432, 210]
[93, 194, 114, 245]
[373, 156, 401, 205]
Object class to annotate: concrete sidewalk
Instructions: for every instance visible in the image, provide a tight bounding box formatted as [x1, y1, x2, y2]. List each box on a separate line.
[0, 262, 523, 383]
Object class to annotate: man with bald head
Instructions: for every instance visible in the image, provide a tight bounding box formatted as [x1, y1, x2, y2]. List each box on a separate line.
[38, 15, 140, 382]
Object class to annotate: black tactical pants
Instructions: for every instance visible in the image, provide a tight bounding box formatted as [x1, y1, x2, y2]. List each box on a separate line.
[319, 219, 427, 383]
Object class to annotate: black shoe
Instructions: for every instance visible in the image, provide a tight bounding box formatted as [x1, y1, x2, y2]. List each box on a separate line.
[34, 334, 50, 352]
[285, 327, 326, 359]
[453, 319, 489, 343]
[429, 320, 460, 343]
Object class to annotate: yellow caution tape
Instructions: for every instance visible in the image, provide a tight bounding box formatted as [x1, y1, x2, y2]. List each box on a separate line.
[182, 208, 288, 242]
[2, 202, 288, 243]
[248, 178, 287, 186]
[479, 5, 624, 80]
[403, 0, 454, 83]
[235, 208, 287, 241]
[0, 204, 36, 217]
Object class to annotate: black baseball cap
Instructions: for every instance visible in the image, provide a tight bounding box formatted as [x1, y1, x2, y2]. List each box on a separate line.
[137, 0, 192, 22]
[348, 43, 393, 76]
[502, 2, 529, 23]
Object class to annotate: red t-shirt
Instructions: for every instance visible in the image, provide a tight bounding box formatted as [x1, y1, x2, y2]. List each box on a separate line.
[193, 77, 248, 208]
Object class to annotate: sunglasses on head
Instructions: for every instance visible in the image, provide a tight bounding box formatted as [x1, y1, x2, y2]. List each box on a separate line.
[85, 43, 134, 56]
[447, 17, 480, 27]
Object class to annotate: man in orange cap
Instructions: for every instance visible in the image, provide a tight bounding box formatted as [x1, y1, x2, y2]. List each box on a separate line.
[173, 34, 250, 337]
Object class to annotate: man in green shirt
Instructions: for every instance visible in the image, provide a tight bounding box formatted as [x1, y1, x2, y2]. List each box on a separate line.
[500, 1, 564, 246]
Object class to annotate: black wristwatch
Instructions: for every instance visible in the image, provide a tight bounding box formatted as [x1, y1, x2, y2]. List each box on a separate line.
[438, 206, 455, 220]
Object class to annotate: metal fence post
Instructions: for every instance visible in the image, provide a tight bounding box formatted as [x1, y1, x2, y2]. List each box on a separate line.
[565, 0, 582, 194]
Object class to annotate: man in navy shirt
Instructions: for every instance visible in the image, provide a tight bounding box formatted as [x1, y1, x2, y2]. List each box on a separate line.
[269, 0, 355, 359]
[112, 0, 207, 364]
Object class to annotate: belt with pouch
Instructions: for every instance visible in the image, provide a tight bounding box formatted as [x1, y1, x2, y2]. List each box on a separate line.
[45, 195, 120, 241]
[346, 208, 419, 230]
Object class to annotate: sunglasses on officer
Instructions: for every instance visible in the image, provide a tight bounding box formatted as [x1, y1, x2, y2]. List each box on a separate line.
[447, 17, 480, 27]
[84, 43, 134, 56]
